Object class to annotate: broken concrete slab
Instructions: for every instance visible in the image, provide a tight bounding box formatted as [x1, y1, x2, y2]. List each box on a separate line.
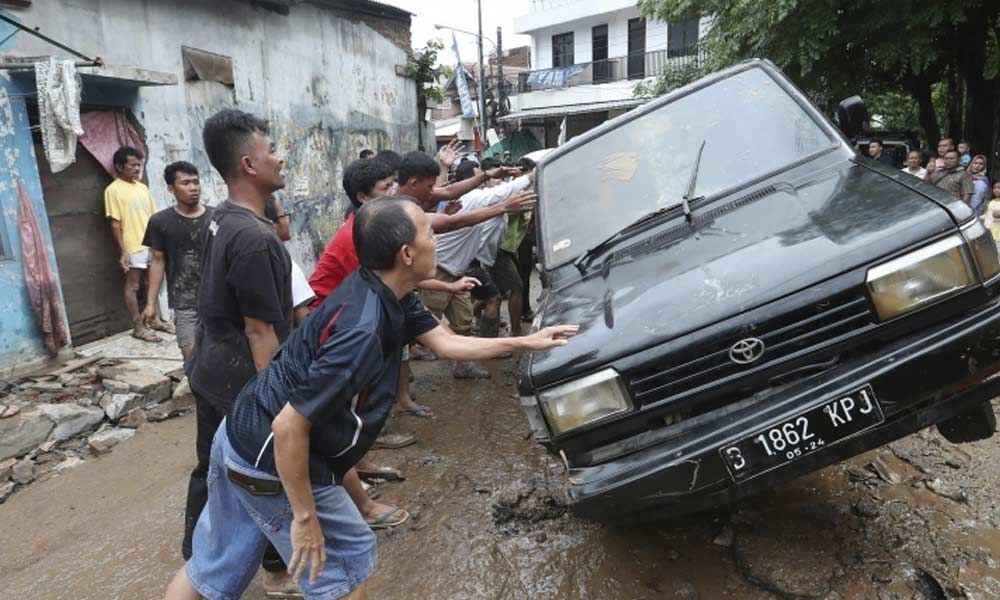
[0, 457, 16, 481]
[99, 393, 145, 422]
[102, 379, 130, 394]
[0, 481, 14, 503]
[118, 408, 147, 429]
[172, 377, 193, 404]
[925, 478, 968, 503]
[97, 364, 172, 403]
[37, 403, 106, 441]
[53, 456, 85, 472]
[23, 381, 64, 392]
[11, 458, 35, 484]
[0, 411, 55, 461]
[88, 427, 136, 454]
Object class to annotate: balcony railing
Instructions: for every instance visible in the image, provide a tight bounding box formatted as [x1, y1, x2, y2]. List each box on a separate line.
[514, 47, 707, 95]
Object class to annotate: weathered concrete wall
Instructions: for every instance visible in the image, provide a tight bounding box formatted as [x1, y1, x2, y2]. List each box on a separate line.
[6, 0, 418, 272]
[0, 76, 68, 367]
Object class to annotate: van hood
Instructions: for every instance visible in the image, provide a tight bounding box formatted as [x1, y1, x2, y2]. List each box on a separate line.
[528, 163, 958, 388]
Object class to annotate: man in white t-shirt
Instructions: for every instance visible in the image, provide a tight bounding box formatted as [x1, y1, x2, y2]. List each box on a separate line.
[421, 160, 535, 378]
[900, 150, 926, 179]
[265, 196, 315, 326]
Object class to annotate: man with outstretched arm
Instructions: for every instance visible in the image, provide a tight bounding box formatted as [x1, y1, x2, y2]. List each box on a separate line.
[164, 197, 576, 600]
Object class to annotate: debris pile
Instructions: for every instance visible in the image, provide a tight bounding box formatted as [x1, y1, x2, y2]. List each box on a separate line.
[0, 356, 192, 502]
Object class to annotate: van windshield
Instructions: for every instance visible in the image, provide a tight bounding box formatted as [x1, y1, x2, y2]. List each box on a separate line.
[539, 66, 836, 268]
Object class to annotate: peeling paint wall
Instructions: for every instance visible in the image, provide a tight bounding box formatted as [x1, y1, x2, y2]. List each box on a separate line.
[7, 0, 418, 274]
[0, 76, 68, 367]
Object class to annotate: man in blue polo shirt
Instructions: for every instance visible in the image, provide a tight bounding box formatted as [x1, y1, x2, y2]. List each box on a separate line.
[164, 197, 577, 600]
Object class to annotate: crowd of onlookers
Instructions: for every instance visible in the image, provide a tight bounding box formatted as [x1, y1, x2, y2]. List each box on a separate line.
[102, 117, 547, 598]
[870, 137, 1000, 239]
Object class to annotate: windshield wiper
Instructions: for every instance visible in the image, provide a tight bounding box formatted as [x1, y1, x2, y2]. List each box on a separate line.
[682, 140, 706, 224]
[574, 140, 707, 274]
[573, 203, 684, 273]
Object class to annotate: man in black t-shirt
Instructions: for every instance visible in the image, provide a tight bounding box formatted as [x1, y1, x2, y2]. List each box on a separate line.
[178, 109, 295, 593]
[142, 161, 213, 360]
[165, 197, 578, 600]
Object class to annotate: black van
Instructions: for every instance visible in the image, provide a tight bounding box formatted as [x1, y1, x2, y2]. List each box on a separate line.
[518, 60, 1000, 522]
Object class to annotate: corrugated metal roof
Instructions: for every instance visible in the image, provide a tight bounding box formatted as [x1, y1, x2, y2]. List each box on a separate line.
[236, 0, 412, 20]
[498, 98, 644, 122]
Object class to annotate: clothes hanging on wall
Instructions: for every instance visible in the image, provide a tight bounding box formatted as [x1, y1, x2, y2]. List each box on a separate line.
[79, 110, 146, 179]
[18, 179, 70, 355]
[34, 57, 84, 173]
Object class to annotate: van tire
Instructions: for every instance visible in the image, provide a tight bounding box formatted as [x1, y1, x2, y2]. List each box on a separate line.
[937, 401, 997, 443]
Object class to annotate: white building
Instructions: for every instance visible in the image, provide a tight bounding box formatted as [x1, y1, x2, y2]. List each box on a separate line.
[507, 0, 708, 146]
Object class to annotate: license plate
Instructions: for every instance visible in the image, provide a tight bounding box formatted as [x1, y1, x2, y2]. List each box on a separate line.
[719, 385, 884, 482]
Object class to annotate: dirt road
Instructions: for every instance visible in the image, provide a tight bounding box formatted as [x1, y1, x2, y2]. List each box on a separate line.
[3, 358, 1000, 599]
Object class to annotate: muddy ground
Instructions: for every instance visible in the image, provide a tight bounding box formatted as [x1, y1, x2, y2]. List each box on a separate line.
[3, 356, 1000, 599]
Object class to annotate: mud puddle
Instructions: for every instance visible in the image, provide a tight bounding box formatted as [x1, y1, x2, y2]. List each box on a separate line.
[366, 363, 1000, 599]
[3, 357, 1000, 599]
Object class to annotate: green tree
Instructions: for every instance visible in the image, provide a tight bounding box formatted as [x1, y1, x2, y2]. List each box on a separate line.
[405, 39, 448, 104]
[636, 0, 1000, 167]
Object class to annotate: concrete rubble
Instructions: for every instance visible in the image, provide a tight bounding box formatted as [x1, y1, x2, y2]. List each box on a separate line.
[88, 427, 136, 455]
[0, 345, 193, 503]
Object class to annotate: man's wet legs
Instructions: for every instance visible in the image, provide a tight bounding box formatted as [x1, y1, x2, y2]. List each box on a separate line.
[182, 392, 225, 560]
[183, 392, 291, 587]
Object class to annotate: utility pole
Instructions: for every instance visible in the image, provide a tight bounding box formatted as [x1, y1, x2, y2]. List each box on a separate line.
[477, 0, 487, 150]
[496, 26, 505, 119]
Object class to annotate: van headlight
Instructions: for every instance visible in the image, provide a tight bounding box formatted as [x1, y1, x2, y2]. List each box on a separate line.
[866, 235, 977, 321]
[962, 219, 1000, 281]
[538, 369, 631, 435]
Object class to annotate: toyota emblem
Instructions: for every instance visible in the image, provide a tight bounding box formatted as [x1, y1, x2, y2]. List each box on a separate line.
[729, 337, 765, 365]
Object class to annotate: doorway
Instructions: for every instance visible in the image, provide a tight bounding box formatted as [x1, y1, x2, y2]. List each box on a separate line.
[34, 141, 133, 344]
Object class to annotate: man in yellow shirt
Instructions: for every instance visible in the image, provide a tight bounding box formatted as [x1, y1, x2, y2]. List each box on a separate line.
[104, 146, 174, 342]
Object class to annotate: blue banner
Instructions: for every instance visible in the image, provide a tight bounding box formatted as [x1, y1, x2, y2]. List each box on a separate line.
[452, 33, 476, 119]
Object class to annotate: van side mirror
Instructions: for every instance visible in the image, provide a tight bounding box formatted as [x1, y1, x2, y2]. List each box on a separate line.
[837, 96, 868, 141]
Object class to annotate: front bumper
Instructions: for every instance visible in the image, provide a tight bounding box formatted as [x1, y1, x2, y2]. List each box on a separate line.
[566, 297, 1000, 523]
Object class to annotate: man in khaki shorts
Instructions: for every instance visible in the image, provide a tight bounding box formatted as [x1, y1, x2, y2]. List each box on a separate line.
[105, 146, 174, 342]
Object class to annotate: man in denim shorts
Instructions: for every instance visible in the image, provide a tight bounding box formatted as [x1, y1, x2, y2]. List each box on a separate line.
[164, 198, 577, 600]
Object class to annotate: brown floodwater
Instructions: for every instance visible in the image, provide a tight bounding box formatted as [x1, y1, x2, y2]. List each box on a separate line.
[2, 358, 999, 599]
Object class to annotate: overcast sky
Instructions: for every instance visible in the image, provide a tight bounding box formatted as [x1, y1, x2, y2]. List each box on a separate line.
[382, 0, 533, 65]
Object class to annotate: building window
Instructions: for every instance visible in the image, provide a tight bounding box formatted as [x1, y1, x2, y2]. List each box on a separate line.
[182, 46, 234, 86]
[668, 17, 700, 57]
[592, 24, 610, 83]
[627, 18, 646, 80]
[552, 32, 574, 68]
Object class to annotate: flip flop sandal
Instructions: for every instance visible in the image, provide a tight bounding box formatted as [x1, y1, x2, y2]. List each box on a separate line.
[372, 433, 416, 449]
[150, 321, 176, 334]
[361, 480, 381, 500]
[131, 329, 162, 343]
[264, 589, 304, 599]
[357, 465, 405, 482]
[367, 505, 409, 530]
[397, 404, 433, 418]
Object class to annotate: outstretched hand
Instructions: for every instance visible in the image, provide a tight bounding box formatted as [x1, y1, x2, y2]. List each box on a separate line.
[448, 276, 481, 293]
[522, 325, 579, 350]
[485, 165, 522, 179]
[502, 191, 537, 214]
[437, 139, 465, 170]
